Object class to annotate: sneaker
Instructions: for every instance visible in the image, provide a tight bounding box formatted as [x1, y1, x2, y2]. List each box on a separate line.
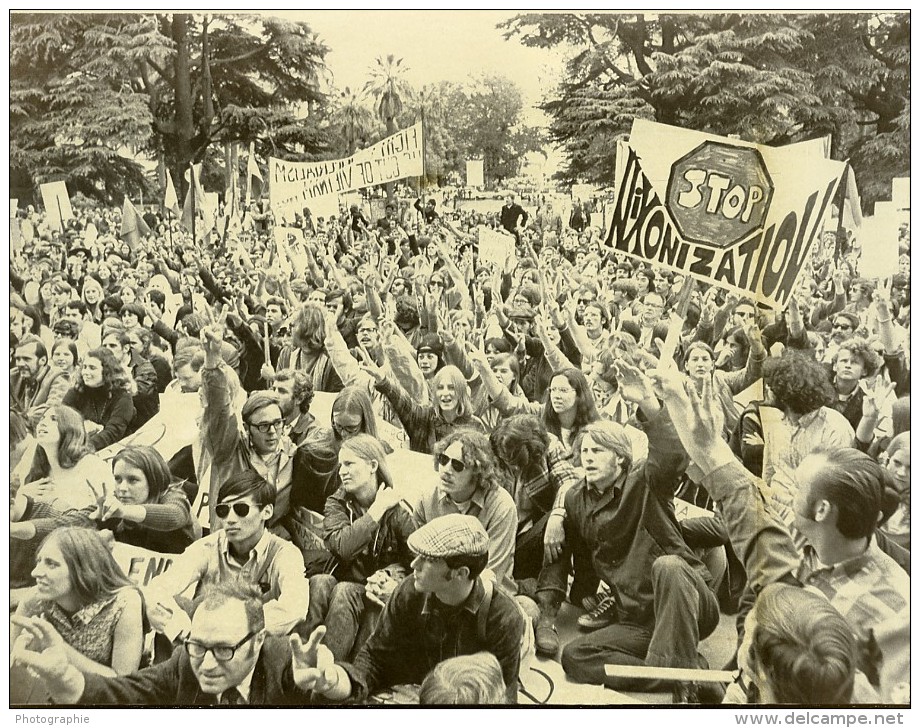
[577, 594, 618, 631]
[580, 586, 611, 613]
[534, 619, 560, 657]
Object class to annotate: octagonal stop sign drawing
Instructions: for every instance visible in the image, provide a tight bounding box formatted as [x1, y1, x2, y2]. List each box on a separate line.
[666, 141, 774, 249]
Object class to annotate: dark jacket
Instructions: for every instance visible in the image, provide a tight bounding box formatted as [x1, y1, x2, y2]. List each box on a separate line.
[323, 488, 416, 583]
[539, 408, 710, 625]
[79, 636, 316, 706]
[342, 574, 522, 703]
[62, 386, 136, 451]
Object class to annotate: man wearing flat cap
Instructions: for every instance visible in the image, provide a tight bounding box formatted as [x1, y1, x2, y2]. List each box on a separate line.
[293, 514, 524, 704]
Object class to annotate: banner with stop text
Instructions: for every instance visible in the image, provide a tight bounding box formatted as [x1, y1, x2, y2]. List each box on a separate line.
[606, 120, 848, 309]
[269, 123, 423, 218]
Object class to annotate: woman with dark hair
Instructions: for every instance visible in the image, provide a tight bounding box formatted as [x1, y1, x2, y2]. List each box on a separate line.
[274, 303, 344, 393]
[878, 432, 910, 551]
[490, 414, 581, 578]
[62, 346, 136, 451]
[11, 528, 144, 702]
[682, 317, 766, 436]
[98, 445, 200, 554]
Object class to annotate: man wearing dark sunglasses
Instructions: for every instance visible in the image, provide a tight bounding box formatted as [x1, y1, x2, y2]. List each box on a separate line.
[145, 471, 310, 642]
[12, 581, 332, 705]
[413, 430, 518, 595]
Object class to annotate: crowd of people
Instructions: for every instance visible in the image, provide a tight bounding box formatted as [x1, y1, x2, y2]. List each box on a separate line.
[8, 188, 911, 706]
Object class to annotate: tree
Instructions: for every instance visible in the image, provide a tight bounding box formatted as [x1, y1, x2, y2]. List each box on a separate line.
[328, 86, 376, 157]
[501, 12, 909, 208]
[10, 12, 332, 205]
[10, 13, 162, 204]
[364, 54, 413, 205]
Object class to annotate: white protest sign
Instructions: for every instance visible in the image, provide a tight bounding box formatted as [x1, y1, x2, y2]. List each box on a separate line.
[112, 542, 177, 587]
[466, 159, 484, 188]
[572, 183, 597, 201]
[10, 199, 18, 218]
[270, 123, 423, 213]
[39, 181, 74, 232]
[858, 201, 900, 279]
[607, 120, 848, 309]
[892, 177, 909, 210]
[477, 226, 515, 270]
[589, 212, 604, 229]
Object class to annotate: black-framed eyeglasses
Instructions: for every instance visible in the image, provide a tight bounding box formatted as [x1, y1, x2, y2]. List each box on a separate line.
[184, 631, 257, 662]
[357, 327, 378, 335]
[577, 298, 595, 305]
[334, 422, 362, 437]
[831, 322, 852, 330]
[248, 419, 283, 434]
[437, 453, 467, 473]
[215, 502, 255, 519]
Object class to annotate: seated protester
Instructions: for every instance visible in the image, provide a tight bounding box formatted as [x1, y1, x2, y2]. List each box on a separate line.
[489, 415, 580, 582]
[828, 337, 895, 437]
[330, 386, 406, 454]
[681, 317, 766, 437]
[365, 361, 486, 454]
[144, 471, 310, 640]
[126, 325, 172, 393]
[298, 515, 524, 704]
[413, 429, 517, 594]
[533, 373, 720, 703]
[199, 322, 336, 532]
[878, 432, 910, 551]
[62, 347, 136, 451]
[274, 303, 344, 394]
[658, 374, 908, 703]
[11, 528, 144, 703]
[271, 368, 333, 449]
[419, 652, 508, 705]
[759, 352, 855, 520]
[13, 580, 334, 706]
[51, 338, 80, 378]
[101, 328, 159, 431]
[11, 334, 71, 426]
[97, 446, 200, 554]
[320, 435, 416, 661]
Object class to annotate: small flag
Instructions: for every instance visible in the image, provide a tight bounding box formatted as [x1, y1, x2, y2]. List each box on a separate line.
[246, 142, 262, 207]
[164, 171, 181, 217]
[120, 196, 151, 253]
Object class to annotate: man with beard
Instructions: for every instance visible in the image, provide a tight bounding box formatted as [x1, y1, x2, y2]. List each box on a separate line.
[11, 335, 72, 424]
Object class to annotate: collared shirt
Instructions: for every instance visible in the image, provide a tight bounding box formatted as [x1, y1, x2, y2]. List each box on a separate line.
[342, 574, 523, 703]
[511, 436, 580, 530]
[413, 484, 518, 594]
[147, 530, 308, 635]
[218, 668, 255, 705]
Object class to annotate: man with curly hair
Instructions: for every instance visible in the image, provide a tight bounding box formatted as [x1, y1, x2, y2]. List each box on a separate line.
[828, 337, 883, 431]
[411, 428, 518, 593]
[760, 351, 855, 524]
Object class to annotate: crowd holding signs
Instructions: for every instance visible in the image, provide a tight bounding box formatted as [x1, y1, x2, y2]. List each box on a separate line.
[8, 116, 911, 708]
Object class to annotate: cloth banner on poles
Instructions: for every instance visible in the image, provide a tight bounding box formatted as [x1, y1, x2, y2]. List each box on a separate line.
[605, 120, 848, 310]
[858, 202, 901, 279]
[466, 159, 484, 188]
[39, 181, 73, 232]
[120, 196, 151, 253]
[269, 123, 423, 216]
[164, 171, 181, 217]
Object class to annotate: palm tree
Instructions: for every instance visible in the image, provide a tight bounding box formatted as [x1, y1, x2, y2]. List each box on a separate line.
[334, 86, 375, 156]
[364, 54, 412, 205]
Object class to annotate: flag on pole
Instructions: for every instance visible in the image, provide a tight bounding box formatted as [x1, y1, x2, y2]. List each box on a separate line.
[246, 143, 263, 207]
[181, 164, 215, 236]
[120, 196, 151, 253]
[164, 171, 181, 217]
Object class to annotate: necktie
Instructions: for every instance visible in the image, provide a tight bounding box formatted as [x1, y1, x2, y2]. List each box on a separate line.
[220, 688, 244, 705]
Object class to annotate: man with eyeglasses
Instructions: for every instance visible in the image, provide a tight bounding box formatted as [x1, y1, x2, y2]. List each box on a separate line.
[145, 471, 309, 643]
[12, 580, 332, 705]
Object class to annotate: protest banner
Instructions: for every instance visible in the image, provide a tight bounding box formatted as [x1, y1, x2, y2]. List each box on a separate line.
[466, 159, 484, 188]
[892, 177, 909, 210]
[605, 120, 848, 309]
[39, 181, 74, 232]
[10, 198, 18, 218]
[112, 541, 177, 587]
[269, 123, 423, 215]
[858, 201, 900, 279]
[477, 225, 515, 270]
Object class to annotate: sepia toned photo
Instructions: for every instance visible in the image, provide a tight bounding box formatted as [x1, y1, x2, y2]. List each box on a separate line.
[8, 7, 910, 713]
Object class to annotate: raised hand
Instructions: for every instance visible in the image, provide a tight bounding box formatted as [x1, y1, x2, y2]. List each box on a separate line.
[357, 344, 384, 383]
[861, 376, 896, 421]
[613, 360, 656, 404]
[290, 626, 337, 693]
[10, 616, 80, 698]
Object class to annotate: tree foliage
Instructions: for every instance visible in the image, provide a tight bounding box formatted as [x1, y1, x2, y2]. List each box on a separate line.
[501, 12, 908, 208]
[11, 12, 331, 205]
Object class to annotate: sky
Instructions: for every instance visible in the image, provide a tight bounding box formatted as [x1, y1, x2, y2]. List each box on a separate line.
[268, 9, 568, 127]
